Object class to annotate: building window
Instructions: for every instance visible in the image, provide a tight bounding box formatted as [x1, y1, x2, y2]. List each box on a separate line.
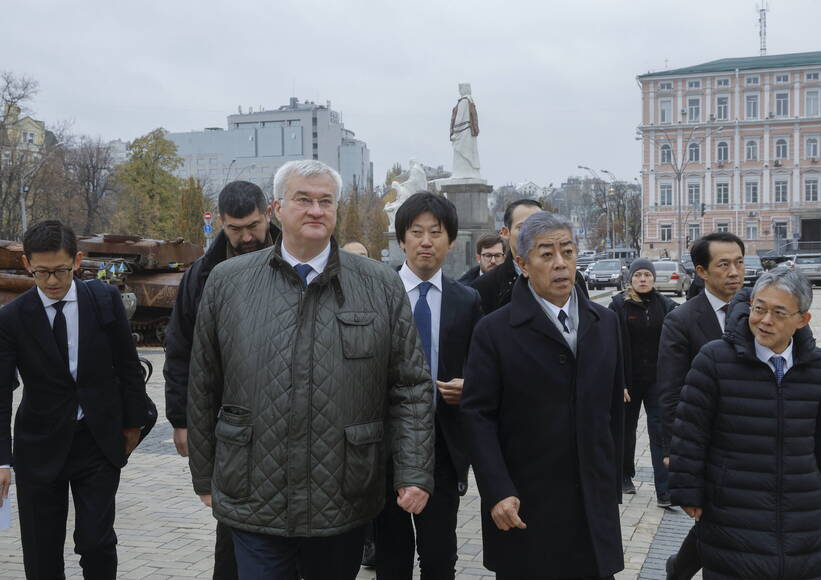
[807, 90, 820, 117]
[775, 93, 789, 117]
[717, 78, 730, 88]
[807, 179, 819, 201]
[775, 138, 788, 159]
[688, 223, 701, 242]
[716, 96, 729, 120]
[715, 182, 729, 204]
[687, 79, 701, 89]
[774, 180, 789, 203]
[716, 222, 730, 233]
[659, 99, 672, 124]
[688, 142, 700, 162]
[746, 75, 760, 85]
[776, 74, 789, 83]
[745, 181, 759, 204]
[807, 72, 820, 81]
[660, 224, 672, 241]
[774, 222, 788, 241]
[746, 94, 759, 119]
[688, 183, 701, 206]
[660, 144, 672, 163]
[658, 81, 673, 91]
[746, 140, 759, 161]
[807, 137, 819, 159]
[716, 141, 729, 162]
[746, 222, 759, 240]
[659, 184, 673, 206]
[688, 98, 700, 122]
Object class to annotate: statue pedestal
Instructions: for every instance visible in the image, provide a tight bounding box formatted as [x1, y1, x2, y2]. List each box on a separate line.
[433, 179, 495, 279]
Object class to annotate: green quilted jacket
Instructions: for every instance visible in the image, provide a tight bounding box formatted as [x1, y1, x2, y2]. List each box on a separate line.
[187, 239, 434, 537]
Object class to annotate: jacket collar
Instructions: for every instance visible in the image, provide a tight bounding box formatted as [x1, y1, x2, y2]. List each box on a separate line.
[269, 235, 345, 307]
[201, 222, 281, 276]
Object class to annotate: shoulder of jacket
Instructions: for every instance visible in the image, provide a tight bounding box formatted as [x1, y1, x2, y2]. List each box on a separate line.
[209, 248, 271, 279]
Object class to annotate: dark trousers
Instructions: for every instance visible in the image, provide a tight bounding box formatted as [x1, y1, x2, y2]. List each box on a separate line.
[214, 521, 238, 580]
[624, 382, 668, 496]
[497, 575, 614, 580]
[231, 524, 366, 580]
[669, 526, 701, 579]
[374, 432, 459, 580]
[17, 421, 120, 580]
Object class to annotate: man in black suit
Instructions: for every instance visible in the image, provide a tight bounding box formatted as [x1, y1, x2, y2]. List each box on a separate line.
[461, 211, 624, 578]
[375, 192, 482, 580]
[0, 220, 147, 579]
[658, 232, 745, 580]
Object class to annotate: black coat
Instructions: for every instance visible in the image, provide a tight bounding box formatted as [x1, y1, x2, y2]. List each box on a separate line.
[669, 301, 821, 579]
[0, 282, 147, 481]
[457, 264, 480, 284]
[461, 277, 624, 577]
[163, 223, 280, 427]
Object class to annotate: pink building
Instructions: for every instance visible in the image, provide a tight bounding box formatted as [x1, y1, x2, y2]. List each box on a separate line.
[638, 51, 821, 258]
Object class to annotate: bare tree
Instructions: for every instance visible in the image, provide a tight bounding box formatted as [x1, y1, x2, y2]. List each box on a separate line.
[65, 137, 116, 234]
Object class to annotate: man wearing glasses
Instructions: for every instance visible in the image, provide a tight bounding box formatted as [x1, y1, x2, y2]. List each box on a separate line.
[0, 220, 148, 579]
[457, 233, 506, 284]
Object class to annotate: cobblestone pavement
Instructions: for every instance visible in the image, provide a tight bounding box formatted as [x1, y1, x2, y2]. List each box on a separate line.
[3, 287, 818, 579]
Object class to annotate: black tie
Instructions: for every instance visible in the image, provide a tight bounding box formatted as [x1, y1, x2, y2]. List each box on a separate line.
[52, 300, 69, 368]
[558, 309, 570, 333]
[294, 263, 312, 288]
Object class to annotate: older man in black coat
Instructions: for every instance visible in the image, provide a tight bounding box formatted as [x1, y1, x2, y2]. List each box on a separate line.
[461, 211, 624, 579]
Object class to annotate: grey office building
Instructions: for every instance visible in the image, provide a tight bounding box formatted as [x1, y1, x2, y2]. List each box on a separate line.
[167, 98, 372, 198]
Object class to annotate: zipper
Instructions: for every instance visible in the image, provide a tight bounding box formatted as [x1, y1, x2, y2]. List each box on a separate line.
[287, 281, 304, 535]
[306, 285, 318, 536]
[776, 375, 784, 580]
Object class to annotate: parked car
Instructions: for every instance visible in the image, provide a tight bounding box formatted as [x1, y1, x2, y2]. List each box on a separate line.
[791, 254, 821, 284]
[681, 254, 695, 276]
[587, 259, 628, 290]
[744, 255, 765, 286]
[652, 261, 692, 297]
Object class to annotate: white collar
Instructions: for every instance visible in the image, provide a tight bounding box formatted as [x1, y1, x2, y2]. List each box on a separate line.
[530, 281, 574, 319]
[37, 279, 77, 308]
[399, 263, 443, 294]
[755, 338, 794, 368]
[704, 287, 729, 313]
[281, 241, 331, 274]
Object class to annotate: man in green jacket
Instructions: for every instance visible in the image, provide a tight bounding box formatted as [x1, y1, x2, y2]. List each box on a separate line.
[187, 159, 434, 580]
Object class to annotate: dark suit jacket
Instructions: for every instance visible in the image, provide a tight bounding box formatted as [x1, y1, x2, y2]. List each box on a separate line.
[0, 281, 147, 482]
[657, 289, 722, 455]
[435, 276, 482, 489]
[457, 264, 480, 285]
[460, 277, 624, 577]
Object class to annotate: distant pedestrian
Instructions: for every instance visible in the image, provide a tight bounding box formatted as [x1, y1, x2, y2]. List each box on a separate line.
[669, 267, 821, 578]
[341, 240, 369, 257]
[608, 258, 676, 504]
[457, 232, 506, 284]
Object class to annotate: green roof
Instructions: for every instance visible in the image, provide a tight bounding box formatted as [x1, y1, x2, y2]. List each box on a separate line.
[639, 51, 821, 78]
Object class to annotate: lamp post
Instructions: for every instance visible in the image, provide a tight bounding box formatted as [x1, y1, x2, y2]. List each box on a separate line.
[577, 165, 610, 249]
[223, 159, 237, 188]
[19, 140, 63, 233]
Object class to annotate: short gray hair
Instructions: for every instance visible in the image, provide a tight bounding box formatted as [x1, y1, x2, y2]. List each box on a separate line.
[517, 211, 575, 261]
[751, 265, 813, 313]
[273, 160, 343, 201]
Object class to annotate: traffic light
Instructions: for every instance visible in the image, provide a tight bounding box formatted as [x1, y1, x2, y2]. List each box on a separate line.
[700, 202, 706, 217]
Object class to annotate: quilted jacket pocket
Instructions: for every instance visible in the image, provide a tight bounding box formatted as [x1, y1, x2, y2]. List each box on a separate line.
[336, 312, 377, 359]
[214, 406, 253, 499]
[342, 421, 384, 498]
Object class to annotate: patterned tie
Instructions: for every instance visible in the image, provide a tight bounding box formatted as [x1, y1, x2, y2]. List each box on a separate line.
[294, 263, 313, 288]
[414, 282, 432, 365]
[52, 300, 69, 368]
[770, 355, 785, 385]
[558, 309, 570, 333]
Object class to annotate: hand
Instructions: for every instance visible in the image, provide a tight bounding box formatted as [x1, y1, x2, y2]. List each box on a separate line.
[491, 496, 527, 531]
[0, 467, 10, 508]
[623, 388, 631, 403]
[396, 486, 429, 515]
[682, 506, 703, 521]
[436, 378, 464, 405]
[173, 428, 189, 457]
[199, 494, 212, 508]
[123, 427, 141, 456]
[663, 456, 670, 468]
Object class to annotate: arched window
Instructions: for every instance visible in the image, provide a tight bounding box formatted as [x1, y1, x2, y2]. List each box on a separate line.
[660, 144, 672, 164]
[716, 141, 729, 162]
[746, 140, 758, 161]
[688, 143, 700, 162]
[775, 139, 788, 160]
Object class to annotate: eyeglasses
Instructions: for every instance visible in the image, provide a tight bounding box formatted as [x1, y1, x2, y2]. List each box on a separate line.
[480, 252, 505, 260]
[750, 304, 801, 320]
[30, 267, 73, 282]
[287, 196, 335, 210]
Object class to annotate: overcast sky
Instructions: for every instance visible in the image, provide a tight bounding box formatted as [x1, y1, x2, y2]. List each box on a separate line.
[5, 0, 821, 189]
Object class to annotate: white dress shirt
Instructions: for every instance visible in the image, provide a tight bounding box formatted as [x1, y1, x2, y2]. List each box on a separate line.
[37, 280, 82, 420]
[755, 338, 794, 377]
[399, 263, 442, 385]
[530, 283, 579, 355]
[703, 287, 730, 332]
[280, 242, 331, 285]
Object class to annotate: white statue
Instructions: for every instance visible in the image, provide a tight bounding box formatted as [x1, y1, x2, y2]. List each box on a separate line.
[384, 159, 428, 232]
[450, 83, 481, 179]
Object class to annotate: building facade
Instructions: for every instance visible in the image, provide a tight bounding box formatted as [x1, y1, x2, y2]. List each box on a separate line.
[638, 51, 821, 258]
[167, 98, 372, 198]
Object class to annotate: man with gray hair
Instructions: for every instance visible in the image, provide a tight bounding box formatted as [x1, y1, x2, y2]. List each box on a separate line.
[669, 266, 821, 578]
[461, 211, 625, 578]
[187, 159, 434, 579]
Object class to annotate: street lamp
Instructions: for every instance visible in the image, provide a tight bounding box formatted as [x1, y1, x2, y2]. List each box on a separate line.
[19, 140, 63, 233]
[223, 159, 237, 188]
[577, 165, 611, 250]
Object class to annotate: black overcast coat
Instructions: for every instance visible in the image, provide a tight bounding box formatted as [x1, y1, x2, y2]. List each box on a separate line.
[461, 277, 624, 577]
[669, 301, 821, 579]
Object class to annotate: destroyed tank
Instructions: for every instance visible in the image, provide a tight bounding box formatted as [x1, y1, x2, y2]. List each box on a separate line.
[0, 234, 203, 345]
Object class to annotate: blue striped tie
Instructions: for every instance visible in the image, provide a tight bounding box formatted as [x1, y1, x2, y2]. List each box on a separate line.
[414, 282, 432, 365]
[770, 355, 785, 385]
[294, 263, 313, 288]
